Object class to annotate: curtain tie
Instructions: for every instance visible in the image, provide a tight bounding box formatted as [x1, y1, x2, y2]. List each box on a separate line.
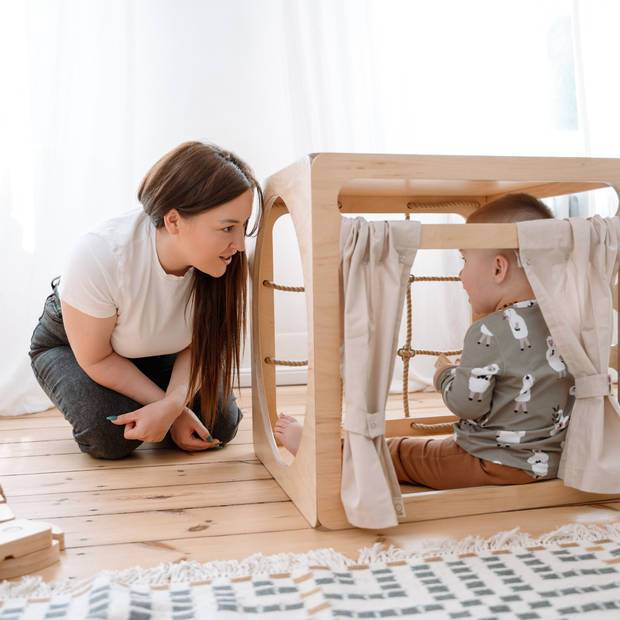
[343, 410, 385, 438]
[574, 373, 612, 399]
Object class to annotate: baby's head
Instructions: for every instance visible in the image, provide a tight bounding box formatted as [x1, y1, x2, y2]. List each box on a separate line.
[460, 193, 553, 315]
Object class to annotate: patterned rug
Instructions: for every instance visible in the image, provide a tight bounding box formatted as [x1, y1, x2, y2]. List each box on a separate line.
[1, 523, 620, 619]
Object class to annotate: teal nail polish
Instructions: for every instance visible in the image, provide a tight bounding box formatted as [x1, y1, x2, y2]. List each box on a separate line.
[207, 435, 213, 442]
[106, 416, 118, 421]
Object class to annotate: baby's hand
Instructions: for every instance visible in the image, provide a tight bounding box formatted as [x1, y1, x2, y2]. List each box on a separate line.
[434, 354, 452, 369]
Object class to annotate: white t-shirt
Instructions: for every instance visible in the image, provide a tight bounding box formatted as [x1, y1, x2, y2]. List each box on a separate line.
[59, 209, 194, 359]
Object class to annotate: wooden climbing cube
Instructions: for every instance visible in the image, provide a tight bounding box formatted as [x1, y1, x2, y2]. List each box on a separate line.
[251, 153, 620, 529]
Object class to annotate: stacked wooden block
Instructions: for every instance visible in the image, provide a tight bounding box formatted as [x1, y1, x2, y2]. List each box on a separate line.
[0, 484, 64, 580]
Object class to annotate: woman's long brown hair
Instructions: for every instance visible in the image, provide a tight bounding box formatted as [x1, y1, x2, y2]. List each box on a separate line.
[137, 141, 263, 430]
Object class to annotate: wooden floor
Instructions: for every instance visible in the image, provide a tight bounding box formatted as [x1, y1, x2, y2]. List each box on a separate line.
[1, 386, 619, 586]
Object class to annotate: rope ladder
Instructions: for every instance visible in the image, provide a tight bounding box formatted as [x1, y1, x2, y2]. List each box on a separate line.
[261, 217, 463, 432]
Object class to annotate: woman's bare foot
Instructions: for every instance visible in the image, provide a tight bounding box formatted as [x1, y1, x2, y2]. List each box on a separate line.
[274, 413, 303, 455]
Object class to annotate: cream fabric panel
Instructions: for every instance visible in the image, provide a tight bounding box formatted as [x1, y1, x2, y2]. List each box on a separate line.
[339, 218, 421, 528]
[518, 215, 620, 493]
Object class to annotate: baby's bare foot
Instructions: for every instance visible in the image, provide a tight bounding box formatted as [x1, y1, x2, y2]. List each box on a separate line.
[274, 413, 303, 455]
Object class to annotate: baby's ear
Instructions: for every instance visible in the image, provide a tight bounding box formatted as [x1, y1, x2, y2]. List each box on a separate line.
[493, 253, 510, 283]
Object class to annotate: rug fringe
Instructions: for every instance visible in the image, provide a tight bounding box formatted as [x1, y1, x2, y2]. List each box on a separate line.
[2, 521, 619, 601]
[357, 521, 620, 564]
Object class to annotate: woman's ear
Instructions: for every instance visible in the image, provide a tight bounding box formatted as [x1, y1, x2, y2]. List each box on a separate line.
[493, 253, 510, 284]
[163, 209, 182, 235]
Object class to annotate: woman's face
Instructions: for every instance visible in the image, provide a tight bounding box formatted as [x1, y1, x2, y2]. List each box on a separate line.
[175, 189, 253, 277]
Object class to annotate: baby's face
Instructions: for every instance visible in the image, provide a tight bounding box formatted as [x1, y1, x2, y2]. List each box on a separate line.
[459, 249, 498, 315]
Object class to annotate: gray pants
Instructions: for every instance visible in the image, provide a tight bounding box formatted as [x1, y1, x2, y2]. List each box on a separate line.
[29, 279, 242, 459]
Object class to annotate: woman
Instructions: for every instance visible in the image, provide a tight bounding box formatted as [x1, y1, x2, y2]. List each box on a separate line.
[29, 141, 262, 459]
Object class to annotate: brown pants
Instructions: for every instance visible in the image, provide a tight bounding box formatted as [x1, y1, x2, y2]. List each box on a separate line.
[386, 436, 534, 490]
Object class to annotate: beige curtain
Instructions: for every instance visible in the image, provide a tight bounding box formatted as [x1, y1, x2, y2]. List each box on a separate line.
[339, 217, 421, 528]
[518, 215, 620, 493]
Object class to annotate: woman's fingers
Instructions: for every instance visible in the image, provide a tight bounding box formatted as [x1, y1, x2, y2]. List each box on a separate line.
[183, 408, 212, 442]
[108, 412, 145, 439]
[190, 420, 210, 441]
[196, 427, 211, 442]
[123, 424, 141, 440]
[177, 432, 220, 451]
[180, 435, 213, 451]
[170, 408, 222, 452]
[192, 431, 220, 448]
[107, 411, 138, 425]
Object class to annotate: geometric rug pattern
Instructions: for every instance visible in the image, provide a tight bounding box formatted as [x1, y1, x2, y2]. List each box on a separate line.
[1, 525, 619, 618]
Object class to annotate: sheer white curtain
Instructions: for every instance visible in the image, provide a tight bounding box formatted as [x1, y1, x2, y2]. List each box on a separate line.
[274, 0, 620, 393]
[1, 0, 619, 414]
[0, 0, 136, 414]
[0, 0, 299, 413]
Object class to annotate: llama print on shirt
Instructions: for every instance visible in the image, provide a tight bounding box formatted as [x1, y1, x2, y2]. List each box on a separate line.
[514, 374, 535, 413]
[477, 324, 494, 347]
[550, 405, 570, 436]
[545, 336, 567, 378]
[496, 429, 526, 447]
[503, 308, 531, 351]
[527, 450, 549, 478]
[468, 364, 500, 401]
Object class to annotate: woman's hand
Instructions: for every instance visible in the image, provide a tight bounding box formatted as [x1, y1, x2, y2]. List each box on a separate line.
[108, 399, 181, 442]
[170, 407, 221, 452]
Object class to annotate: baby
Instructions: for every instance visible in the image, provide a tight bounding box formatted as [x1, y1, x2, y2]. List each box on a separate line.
[276, 193, 575, 489]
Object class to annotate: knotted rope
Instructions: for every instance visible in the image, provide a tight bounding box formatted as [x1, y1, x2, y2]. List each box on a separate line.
[262, 280, 305, 293]
[407, 199, 480, 211]
[261, 248, 462, 432]
[398, 214, 461, 433]
[264, 357, 307, 367]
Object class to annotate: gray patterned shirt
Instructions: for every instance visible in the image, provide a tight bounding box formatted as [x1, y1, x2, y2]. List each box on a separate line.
[437, 301, 574, 479]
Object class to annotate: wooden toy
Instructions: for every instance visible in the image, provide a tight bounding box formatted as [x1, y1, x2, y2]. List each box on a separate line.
[0, 504, 15, 523]
[0, 540, 60, 580]
[251, 153, 620, 529]
[38, 521, 66, 551]
[0, 519, 53, 562]
[0, 502, 64, 579]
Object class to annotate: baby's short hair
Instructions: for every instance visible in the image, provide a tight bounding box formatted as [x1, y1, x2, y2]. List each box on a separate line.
[467, 193, 554, 223]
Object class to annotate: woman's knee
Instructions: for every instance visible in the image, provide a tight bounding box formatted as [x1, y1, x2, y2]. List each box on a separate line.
[75, 431, 141, 460]
[212, 397, 243, 444]
[69, 403, 143, 459]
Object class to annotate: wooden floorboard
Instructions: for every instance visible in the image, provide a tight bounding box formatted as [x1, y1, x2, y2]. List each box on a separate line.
[9, 480, 289, 519]
[2, 461, 271, 497]
[1, 445, 258, 476]
[1, 385, 619, 586]
[45, 501, 308, 548]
